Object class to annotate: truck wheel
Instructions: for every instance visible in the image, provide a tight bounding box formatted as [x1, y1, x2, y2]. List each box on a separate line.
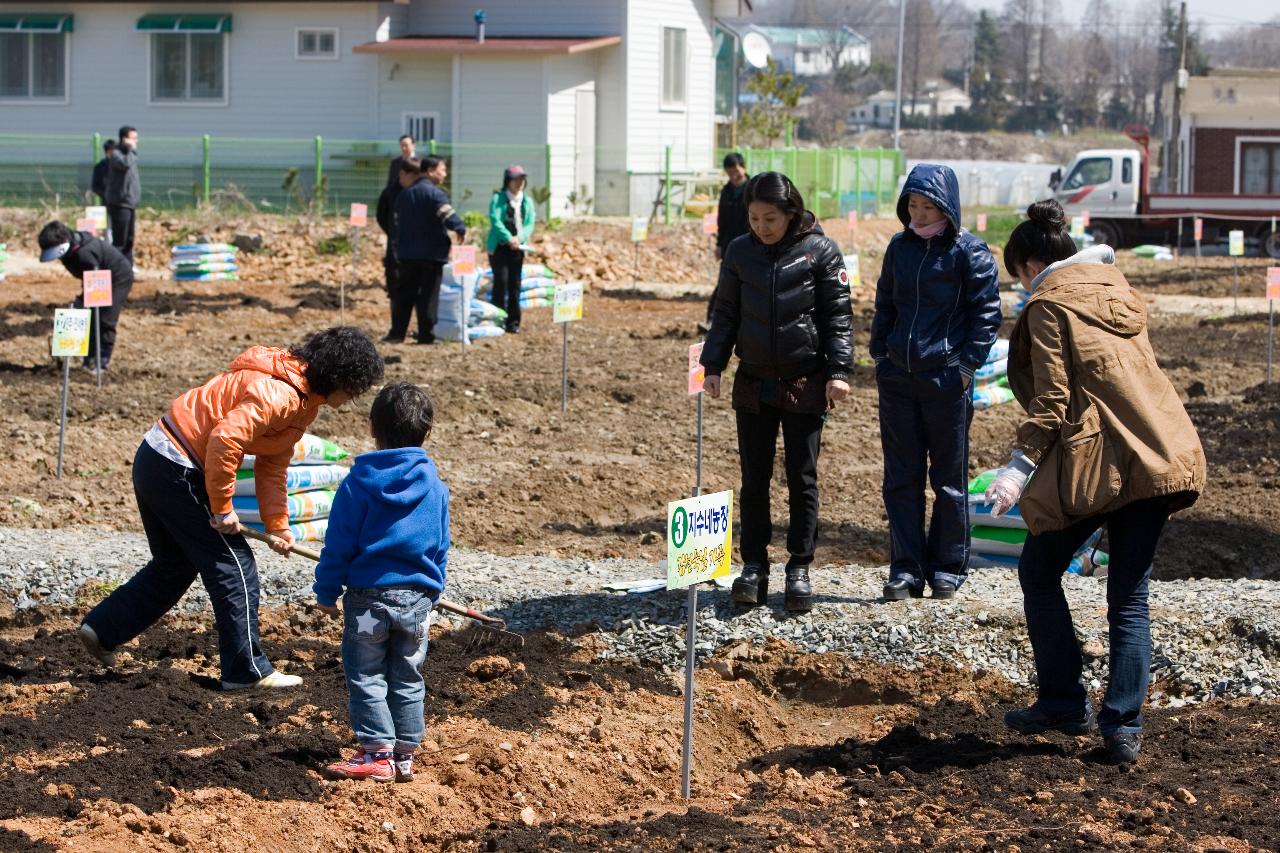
[1088, 220, 1122, 249]
[1263, 228, 1280, 260]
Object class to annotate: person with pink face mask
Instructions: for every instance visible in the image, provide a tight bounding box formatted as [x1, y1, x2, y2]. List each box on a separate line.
[870, 163, 1001, 603]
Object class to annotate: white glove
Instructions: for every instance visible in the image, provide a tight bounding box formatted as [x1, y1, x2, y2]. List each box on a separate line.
[985, 467, 1029, 518]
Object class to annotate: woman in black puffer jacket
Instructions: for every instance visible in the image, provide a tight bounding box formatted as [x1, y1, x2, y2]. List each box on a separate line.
[700, 172, 854, 612]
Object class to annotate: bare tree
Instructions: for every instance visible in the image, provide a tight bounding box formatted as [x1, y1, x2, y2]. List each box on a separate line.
[805, 83, 854, 146]
[1001, 0, 1037, 107]
[904, 0, 942, 118]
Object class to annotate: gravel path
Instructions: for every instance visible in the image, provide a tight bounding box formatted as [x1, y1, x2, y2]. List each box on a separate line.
[1, 526, 1275, 707]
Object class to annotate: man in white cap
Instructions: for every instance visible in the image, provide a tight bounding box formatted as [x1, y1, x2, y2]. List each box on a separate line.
[38, 220, 135, 371]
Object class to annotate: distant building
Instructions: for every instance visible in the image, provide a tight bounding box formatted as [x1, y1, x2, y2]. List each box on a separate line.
[717, 23, 869, 78]
[1161, 68, 1280, 194]
[849, 85, 972, 130]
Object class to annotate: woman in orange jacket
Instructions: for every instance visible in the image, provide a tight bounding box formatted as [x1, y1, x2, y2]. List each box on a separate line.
[78, 326, 384, 690]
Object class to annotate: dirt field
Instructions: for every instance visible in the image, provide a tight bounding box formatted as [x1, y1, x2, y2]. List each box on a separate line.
[2, 211, 1279, 850]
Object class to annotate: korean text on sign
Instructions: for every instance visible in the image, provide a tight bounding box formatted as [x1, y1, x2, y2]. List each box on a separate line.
[349, 203, 368, 227]
[553, 282, 583, 323]
[1229, 230, 1245, 257]
[631, 217, 649, 243]
[82, 270, 112, 308]
[52, 308, 91, 357]
[450, 245, 477, 276]
[666, 490, 734, 590]
[688, 341, 705, 395]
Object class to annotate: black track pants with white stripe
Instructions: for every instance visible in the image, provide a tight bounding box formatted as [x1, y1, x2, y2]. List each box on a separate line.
[84, 441, 274, 684]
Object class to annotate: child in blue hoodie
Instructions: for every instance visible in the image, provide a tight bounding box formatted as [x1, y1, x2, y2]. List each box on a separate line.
[314, 382, 449, 783]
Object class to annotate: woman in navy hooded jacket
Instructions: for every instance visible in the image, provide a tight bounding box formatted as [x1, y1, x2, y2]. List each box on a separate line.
[871, 163, 1001, 602]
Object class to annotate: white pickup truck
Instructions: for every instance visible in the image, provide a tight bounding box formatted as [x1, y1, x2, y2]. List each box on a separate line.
[1050, 125, 1280, 258]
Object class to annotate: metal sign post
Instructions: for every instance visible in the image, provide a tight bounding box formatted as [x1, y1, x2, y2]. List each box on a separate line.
[1193, 217, 1202, 285]
[631, 216, 647, 285]
[553, 283, 584, 412]
[51, 308, 91, 479]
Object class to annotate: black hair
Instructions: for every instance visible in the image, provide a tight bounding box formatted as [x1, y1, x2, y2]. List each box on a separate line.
[103, 139, 116, 151]
[1003, 199, 1078, 278]
[290, 326, 384, 398]
[38, 220, 72, 249]
[743, 172, 806, 234]
[723, 152, 746, 170]
[398, 133, 414, 143]
[423, 155, 445, 174]
[400, 157, 422, 175]
[118, 125, 136, 141]
[370, 382, 434, 449]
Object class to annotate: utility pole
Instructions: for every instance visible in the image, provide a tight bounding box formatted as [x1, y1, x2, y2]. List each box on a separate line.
[893, 0, 907, 149]
[1169, 0, 1188, 192]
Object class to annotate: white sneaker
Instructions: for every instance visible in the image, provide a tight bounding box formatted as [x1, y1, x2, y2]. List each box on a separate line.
[221, 671, 303, 691]
[78, 623, 116, 667]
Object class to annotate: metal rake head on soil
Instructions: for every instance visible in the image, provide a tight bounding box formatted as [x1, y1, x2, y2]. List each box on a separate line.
[240, 527, 524, 648]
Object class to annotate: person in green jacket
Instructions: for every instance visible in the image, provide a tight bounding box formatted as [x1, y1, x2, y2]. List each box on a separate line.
[485, 165, 537, 333]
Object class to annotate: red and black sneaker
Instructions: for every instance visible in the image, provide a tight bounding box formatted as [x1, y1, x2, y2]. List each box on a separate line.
[323, 748, 395, 782]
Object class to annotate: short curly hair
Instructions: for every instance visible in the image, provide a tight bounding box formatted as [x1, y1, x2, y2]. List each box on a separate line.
[290, 326, 384, 398]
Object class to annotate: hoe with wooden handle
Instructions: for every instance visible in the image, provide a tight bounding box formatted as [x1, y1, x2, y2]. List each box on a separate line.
[240, 526, 524, 647]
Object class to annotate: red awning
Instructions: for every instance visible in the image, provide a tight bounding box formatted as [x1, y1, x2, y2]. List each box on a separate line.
[353, 35, 621, 55]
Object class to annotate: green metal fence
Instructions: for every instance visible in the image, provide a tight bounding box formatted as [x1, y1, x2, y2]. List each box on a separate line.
[0, 133, 904, 221]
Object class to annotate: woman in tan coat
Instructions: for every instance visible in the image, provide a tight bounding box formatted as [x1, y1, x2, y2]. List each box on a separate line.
[986, 200, 1206, 764]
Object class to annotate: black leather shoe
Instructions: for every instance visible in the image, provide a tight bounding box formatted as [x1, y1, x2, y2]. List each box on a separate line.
[883, 579, 924, 601]
[931, 580, 958, 600]
[731, 564, 769, 607]
[380, 334, 404, 344]
[784, 564, 813, 612]
[1104, 733, 1141, 763]
[1004, 704, 1098, 736]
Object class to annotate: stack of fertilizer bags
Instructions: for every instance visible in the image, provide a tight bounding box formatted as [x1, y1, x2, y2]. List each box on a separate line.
[436, 265, 506, 342]
[170, 243, 239, 282]
[0, 243, 7, 281]
[967, 469, 1110, 576]
[476, 262, 559, 310]
[972, 338, 1016, 410]
[234, 433, 350, 543]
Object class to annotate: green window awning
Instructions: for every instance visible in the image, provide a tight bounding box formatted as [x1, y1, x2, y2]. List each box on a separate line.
[0, 14, 74, 32]
[136, 14, 231, 34]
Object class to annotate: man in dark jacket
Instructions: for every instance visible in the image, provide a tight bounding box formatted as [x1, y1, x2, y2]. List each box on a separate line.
[376, 163, 413, 297]
[386, 134, 416, 188]
[389, 156, 466, 344]
[38, 220, 135, 370]
[105, 126, 140, 264]
[701, 152, 750, 329]
[90, 139, 115, 205]
[870, 163, 1001, 601]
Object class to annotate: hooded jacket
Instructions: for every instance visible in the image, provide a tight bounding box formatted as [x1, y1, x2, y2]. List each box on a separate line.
[701, 212, 854, 382]
[56, 231, 133, 288]
[1008, 250, 1206, 533]
[870, 164, 1001, 379]
[160, 347, 325, 531]
[395, 176, 466, 263]
[106, 143, 140, 209]
[312, 447, 450, 607]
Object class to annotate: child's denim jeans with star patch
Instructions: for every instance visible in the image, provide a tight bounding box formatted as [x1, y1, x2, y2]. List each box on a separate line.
[341, 586, 433, 752]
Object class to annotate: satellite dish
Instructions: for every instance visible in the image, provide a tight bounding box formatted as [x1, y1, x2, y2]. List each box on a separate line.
[742, 32, 771, 69]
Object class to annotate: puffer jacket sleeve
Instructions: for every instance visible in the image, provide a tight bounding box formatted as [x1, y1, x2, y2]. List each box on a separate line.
[205, 379, 302, 530]
[1013, 302, 1073, 465]
[869, 238, 897, 363]
[812, 237, 854, 380]
[700, 241, 742, 376]
[959, 237, 1002, 378]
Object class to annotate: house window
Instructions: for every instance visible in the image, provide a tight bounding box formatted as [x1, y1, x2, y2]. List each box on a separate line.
[0, 14, 72, 101]
[1240, 141, 1280, 195]
[1062, 157, 1113, 191]
[661, 27, 686, 109]
[138, 14, 230, 103]
[402, 112, 438, 144]
[296, 28, 337, 60]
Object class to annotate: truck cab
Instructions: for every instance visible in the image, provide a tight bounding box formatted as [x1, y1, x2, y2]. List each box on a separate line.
[1054, 149, 1142, 219]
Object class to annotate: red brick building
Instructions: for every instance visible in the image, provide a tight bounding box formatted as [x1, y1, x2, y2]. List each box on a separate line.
[1163, 69, 1280, 195]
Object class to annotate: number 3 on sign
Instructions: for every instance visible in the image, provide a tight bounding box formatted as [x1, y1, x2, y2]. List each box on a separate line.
[82, 270, 112, 308]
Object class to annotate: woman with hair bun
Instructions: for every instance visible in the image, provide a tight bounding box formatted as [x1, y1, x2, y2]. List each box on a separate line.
[989, 198, 1205, 764]
[700, 171, 854, 613]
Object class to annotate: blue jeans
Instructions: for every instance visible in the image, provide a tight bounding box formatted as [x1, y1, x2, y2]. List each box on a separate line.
[877, 361, 974, 589]
[342, 586, 433, 752]
[1018, 496, 1174, 736]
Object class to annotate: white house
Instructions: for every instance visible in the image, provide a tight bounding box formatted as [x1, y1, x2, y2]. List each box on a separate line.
[0, 0, 752, 216]
[717, 23, 868, 78]
[849, 85, 972, 130]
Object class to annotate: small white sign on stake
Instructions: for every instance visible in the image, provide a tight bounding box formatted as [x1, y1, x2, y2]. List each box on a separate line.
[666, 491, 733, 590]
[82, 270, 112, 308]
[1070, 216, 1086, 238]
[687, 342, 705, 395]
[976, 213, 988, 232]
[1229, 230, 1245, 257]
[52, 308, 91, 357]
[349, 203, 368, 228]
[702, 213, 717, 235]
[631, 216, 649, 243]
[553, 282, 584, 324]
[84, 206, 108, 232]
